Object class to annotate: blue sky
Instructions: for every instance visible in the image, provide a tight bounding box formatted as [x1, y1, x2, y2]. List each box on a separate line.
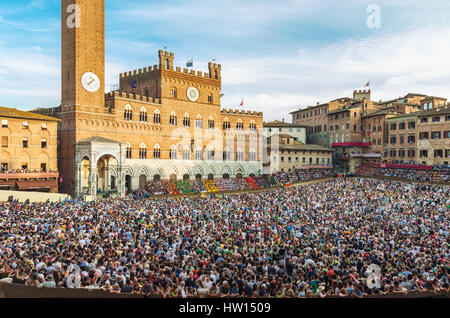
[1, 0, 450, 120]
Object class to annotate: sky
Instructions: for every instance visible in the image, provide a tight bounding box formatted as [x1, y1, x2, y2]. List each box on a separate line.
[0, 0, 450, 121]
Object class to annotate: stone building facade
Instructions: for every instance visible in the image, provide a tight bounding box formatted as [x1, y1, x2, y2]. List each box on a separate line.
[383, 96, 450, 166]
[0, 106, 59, 192]
[416, 107, 450, 166]
[385, 112, 420, 163]
[264, 134, 333, 174]
[33, 0, 263, 198]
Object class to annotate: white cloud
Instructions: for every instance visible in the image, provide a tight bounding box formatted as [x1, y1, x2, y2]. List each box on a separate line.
[219, 24, 450, 120]
[28, 0, 46, 9]
[0, 47, 59, 107]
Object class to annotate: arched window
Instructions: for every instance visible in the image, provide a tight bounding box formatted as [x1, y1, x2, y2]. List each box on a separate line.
[195, 115, 202, 129]
[153, 144, 161, 159]
[183, 113, 190, 127]
[126, 143, 132, 159]
[208, 116, 215, 129]
[249, 148, 256, 161]
[208, 94, 213, 103]
[195, 147, 202, 160]
[169, 112, 177, 126]
[223, 147, 231, 161]
[183, 146, 191, 160]
[223, 118, 230, 130]
[170, 145, 178, 159]
[236, 120, 244, 131]
[139, 143, 147, 159]
[208, 147, 215, 160]
[249, 120, 256, 131]
[153, 109, 161, 124]
[139, 107, 148, 122]
[124, 105, 133, 121]
[171, 88, 177, 98]
[236, 148, 244, 161]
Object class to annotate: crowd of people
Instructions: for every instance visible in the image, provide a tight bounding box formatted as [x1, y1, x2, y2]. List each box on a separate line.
[0, 177, 448, 298]
[357, 166, 449, 183]
[273, 169, 335, 186]
[0, 169, 58, 174]
[142, 169, 335, 196]
[143, 177, 267, 195]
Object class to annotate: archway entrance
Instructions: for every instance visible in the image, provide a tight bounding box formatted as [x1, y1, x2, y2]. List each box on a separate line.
[183, 174, 190, 181]
[208, 174, 214, 180]
[81, 157, 90, 194]
[249, 173, 255, 178]
[223, 173, 230, 180]
[111, 176, 116, 190]
[96, 155, 119, 193]
[139, 175, 147, 190]
[125, 175, 132, 193]
[169, 174, 177, 181]
[195, 174, 202, 180]
[153, 174, 161, 181]
[236, 173, 243, 179]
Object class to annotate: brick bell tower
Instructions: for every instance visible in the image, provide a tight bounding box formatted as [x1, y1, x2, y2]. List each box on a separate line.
[60, 0, 105, 195]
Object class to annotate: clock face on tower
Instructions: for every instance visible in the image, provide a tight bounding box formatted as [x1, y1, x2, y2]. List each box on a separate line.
[81, 72, 101, 93]
[186, 86, 200, 102]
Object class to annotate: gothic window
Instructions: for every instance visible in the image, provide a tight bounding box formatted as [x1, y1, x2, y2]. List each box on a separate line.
[170, 145, 178, 159]
[183, 114, 190, 127]
[139, 107, 148, 122]
[183, 146, 191, 160]
[124, 105, 133, 121]
[169, 112, 177, 126]
[126, 144, 132, 159]
[153, 109, 161, 124]
[223, 119, 231, 130]
[153, 145, 161, 159]
[139, 143, 147, 159]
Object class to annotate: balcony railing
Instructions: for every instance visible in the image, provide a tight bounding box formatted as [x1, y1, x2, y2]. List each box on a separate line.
[0, 172, 59, 180]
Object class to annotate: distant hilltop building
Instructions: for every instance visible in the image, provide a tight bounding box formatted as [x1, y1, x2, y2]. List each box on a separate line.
[290, 90, 450, 172]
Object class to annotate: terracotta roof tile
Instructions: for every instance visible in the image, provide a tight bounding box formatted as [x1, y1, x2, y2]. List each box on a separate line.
[0, 106, 60, 122]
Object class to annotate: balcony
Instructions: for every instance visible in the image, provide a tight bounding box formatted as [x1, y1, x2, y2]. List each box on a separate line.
[0, 171, 59, 190]
[350, 153, 382, 158]
[331, 142, 372, 147]
[0, 172, 59, 180]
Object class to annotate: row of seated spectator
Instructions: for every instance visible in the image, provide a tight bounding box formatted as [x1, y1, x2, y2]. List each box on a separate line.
[356, 166, 449, 182]
[273, 168, 335, 185]
[145, 176, 274, 195]
[143, 170, 335, 196]
[0, 169, 57, 174]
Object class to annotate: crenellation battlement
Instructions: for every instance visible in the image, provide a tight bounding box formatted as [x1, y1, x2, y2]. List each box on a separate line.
[221, 108, 263, 117]
[105, 91, 161, 104]
[354, 90, 371, 94]
[32, 106, 61, 115]
[119, 50, 222, 81]
[120, 65, 160, 79]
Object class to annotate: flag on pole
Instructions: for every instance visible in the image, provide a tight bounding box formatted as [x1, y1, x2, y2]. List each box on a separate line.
[364, 81, 370, 88]
[239, 98, 244, 107]
[186, 58, 193, 68]
[129, 81, 137, 89]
